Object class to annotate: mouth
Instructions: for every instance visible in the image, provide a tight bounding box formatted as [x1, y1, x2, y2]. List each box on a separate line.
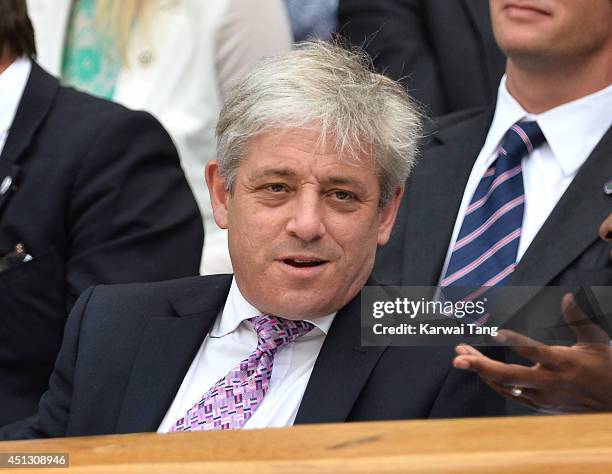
[504, 2, 551, 17]
[282, 257, 328, 268]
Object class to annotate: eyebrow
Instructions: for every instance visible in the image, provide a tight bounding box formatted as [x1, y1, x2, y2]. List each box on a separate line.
[249, 169, 371, 194]
[324, 176, 369, 194]
[250, 168, 297, 180]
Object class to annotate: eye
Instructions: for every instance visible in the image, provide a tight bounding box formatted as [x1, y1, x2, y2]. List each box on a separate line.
[332, 190, 354, 201]
[264, 183, 287, 193]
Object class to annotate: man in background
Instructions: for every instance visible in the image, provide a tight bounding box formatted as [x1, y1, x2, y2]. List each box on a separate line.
[0, 0, 203, 426]
[376, 0, 611, 414]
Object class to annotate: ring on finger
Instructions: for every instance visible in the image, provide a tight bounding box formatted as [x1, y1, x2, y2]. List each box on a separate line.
[510, 386, 523, 397]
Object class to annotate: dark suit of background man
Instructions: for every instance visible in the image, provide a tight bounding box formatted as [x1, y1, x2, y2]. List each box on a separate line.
[2, 41, 503, 440]
[376, 0, 612, 414]
[0, 0, 203, 427]
[337, 0, 506, 115]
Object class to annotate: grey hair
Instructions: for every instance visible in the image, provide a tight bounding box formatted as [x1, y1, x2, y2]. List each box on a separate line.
[215, 40, 423, 206]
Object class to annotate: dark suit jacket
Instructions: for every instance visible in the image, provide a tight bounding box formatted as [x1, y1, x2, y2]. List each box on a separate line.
[0, 274, 504, 439]
[374, 107, 612, 413]
[337, 0, 506, 116]
[0, 61, 204, 426]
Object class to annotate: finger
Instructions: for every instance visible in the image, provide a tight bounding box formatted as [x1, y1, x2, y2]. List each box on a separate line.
[452, 355, 541, 389]
[495, 329, 540, 347]
[455, 344, 483, 357]
[598, 213, 612, 241]
[465, 363, 546, 409]
[486, 379, 542, 411]
[562, 293, 609, 345]
[488, 379, 536, 402]
[494, 330, 560, 367]
[488, 379, 568, 414]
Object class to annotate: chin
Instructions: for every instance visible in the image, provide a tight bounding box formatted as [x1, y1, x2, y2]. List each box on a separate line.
[274, 302, 333, 320]
[269, 291, 340, 320]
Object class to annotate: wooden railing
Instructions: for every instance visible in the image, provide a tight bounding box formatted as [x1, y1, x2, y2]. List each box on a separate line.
[2, 414, 612, 473]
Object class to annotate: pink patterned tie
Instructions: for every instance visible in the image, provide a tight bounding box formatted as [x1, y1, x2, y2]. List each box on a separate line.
[170, 315, 314, 431]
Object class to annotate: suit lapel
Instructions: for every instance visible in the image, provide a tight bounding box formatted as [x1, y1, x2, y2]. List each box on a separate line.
[294, 289, 387, 424]
[0, 61, 58, 166]
[0, 62, 58, 216]
[399, 109, 494, 285]
[491, 127, 612, 326]
[115, 275, 232, 433]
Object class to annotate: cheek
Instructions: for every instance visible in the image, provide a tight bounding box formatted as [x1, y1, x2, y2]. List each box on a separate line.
[229, 206, 284, 259]
[227, 207, 258, 261]
[574, 10, 611, 46]
[330, 216, 381, 259]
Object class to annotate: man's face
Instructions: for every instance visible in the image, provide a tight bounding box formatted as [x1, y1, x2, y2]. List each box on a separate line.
[490, 0, 612, 68]
[206, 128, 402, 319]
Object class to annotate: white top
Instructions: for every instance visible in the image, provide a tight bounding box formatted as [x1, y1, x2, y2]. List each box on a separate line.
[27, 0, 292, 274]
[0, 57, 31, 156]
[158, 277, 336, 432]
[439, 77, 612, 282]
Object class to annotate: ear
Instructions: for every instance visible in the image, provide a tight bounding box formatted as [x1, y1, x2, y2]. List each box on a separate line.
[377, 185, 404, 246]
[205, 160, 229, 229]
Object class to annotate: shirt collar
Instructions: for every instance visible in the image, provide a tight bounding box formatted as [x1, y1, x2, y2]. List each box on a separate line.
[210, 277, 336, 337]
[484, 75, 612, 177]
[0, 56, 31, 139]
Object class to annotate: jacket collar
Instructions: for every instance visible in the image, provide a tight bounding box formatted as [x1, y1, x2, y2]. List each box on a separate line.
[115, 274, 233, 433]
[0, 61, 59, 216]
[115, 274, 387, 431]
[294, 279, 389, 424]
[0, 61, 59, 167]
[396, 107, 495, 287]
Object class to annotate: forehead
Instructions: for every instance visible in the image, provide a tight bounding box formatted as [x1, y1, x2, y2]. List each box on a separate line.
[239, 128, 377, 179]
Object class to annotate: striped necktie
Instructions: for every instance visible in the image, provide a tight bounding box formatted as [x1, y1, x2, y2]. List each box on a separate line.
[439, 121, 546, 319]
[170, 315, 314, 432]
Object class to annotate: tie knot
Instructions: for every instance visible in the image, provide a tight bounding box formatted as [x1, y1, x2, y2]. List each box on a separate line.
[251, 315, 314, 355]
[500, 121, 545, 161]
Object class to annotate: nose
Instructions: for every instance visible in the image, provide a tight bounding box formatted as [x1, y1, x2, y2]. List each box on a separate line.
[285, 190, 326, 242]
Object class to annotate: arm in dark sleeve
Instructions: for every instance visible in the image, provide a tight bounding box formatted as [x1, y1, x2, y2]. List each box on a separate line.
[337, 0, 446, 114]
[65, 110, 204, 308]
[0, 287, 95, 440]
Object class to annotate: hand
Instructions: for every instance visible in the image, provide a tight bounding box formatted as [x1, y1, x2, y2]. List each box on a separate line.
[600, 213, 612, 242]
[600, 213, 612, 261]
[453, 293, 612, 413]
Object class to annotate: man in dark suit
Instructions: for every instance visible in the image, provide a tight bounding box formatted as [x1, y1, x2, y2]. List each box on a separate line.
[1, 41, 502, 440]
[375, 0, 612, 413]
[337, 0, 506, 115]
[0, 0, 203, 427]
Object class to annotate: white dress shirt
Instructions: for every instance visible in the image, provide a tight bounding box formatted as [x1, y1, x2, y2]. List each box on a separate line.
[158, 278, 336, 432]
[439, 77, 612, 282]
[0, 57, 31, 156]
